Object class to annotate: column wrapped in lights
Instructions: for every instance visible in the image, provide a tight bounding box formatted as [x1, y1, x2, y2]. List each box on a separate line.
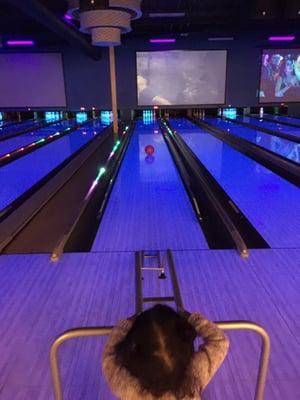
[67, 0, 142, 136]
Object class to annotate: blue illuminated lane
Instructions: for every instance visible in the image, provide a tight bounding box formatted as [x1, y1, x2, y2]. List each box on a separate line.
[264, 114, 300, 127]
[170, 119, 300, 248]
[0, 119, 44, 136]
[0, 120, 106, 212]
[0, 120, 76, 157]
[0, 119, 34, 129]
[92, 120, 208, 251]
[234, 115, 300, 139]
[0, 121, 14, 128]
[204, 117, 300, 164]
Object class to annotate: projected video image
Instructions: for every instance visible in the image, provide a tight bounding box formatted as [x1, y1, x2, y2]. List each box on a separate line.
[260, 49, 300, 103]
[136, 50, 227, 106]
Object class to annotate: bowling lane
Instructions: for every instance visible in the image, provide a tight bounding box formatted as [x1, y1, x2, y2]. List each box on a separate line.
[234, 115, 300, 139]
[0, 120, 76, 157]
[91, 120, 208, 251]
[263, 114, 300, 127]
[204, 117, 300, 164]
[0, 120, 18, 128]
[170, 119, 300, 248]
[0, 118, 43, 136]
[0, 120, 106, 213]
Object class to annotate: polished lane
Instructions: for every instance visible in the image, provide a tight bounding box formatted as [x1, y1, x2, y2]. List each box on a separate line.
[0, 120, 106, 213]
[204, 117, 300, 164]
[0, 120, 19, 128]
[0, 120, 76, 157]
[91, 120, 208, 251]
[234, 115, 300, 139]
[170, 119, 300, 248]
[0, 118, 45, 136]
[263, 114, 300, 127]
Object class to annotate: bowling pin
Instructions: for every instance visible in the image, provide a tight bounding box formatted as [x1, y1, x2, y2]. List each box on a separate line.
[259, 107, 264, 118]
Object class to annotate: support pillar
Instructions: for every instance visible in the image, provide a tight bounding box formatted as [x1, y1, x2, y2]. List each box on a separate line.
[109, 46, 118, 140]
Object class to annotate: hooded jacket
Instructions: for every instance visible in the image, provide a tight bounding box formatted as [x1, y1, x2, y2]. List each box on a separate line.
[102, 313, 229, 399]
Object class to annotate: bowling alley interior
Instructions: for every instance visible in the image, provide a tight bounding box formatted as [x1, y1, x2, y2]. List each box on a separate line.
[0, 1, 299, 399]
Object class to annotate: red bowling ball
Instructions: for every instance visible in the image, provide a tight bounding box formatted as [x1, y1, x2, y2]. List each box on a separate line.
[145, 145, 155, 156]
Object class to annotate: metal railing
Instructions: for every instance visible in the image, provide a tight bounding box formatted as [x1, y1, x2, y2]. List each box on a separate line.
[50, 249, 270, 400]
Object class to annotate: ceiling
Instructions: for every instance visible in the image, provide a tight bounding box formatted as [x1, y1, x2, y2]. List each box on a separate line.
[0, 0, 299, 46]
[137, 0, 300, 36]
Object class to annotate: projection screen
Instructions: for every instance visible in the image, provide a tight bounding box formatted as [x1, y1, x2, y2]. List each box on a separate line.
[136, 50, 227, 106]
[0, 53, 66, 108]
[259, 49, 300, 103]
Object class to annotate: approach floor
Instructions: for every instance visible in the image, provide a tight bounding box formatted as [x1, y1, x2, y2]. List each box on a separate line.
[0, 248, 299, 400]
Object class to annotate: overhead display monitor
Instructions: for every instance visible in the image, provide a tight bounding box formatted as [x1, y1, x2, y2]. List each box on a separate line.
[259, 49, 300, 103]
[136, 50, 227, 106]
[0, 53, 66, 108]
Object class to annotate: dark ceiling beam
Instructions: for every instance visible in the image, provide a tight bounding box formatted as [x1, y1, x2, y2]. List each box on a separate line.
[6, 0, 101, 60]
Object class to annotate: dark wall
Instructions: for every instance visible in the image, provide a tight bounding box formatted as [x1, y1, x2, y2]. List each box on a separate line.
[2, 32, 300, 112]
[63, 34, 264, 110]
[287, 103, 300, 115]
[62, 47, 111, 110]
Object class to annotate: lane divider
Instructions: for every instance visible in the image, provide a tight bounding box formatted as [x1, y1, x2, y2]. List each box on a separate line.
[0, 122, 93, 167]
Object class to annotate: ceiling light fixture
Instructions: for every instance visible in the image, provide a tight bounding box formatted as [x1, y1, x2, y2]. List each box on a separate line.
[208, 37, 234, 41]
[6, 40, 35, 46]
[268, 36, 295, 41]
[67, 0, 142, 46]
[149, 12, 185, 18]
[149, 38, 176, 43]
[64, 13, 73, 20]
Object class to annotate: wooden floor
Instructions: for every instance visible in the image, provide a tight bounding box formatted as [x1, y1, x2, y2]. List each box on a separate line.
[0, 248, 299, 400]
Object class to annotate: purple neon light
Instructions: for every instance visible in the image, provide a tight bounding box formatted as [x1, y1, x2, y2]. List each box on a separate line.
[268, 36, 295, 41]
[6, 40, 35, 46]
[64, 13, 73, 21]
[149, 39, 176, 43]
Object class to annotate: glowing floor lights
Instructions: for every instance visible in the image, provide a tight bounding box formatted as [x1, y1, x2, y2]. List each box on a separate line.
[86, 167, 107, 198]
[45, 112, 63, 122]
[76, 112, 88, 124]
[85, 126, 129, 199]
[101, 111, 113, 126]
[0, 129, 71, 164]
[108, 140, 121, 160]
[223, 108, 237, 119]
[163, 121, 173, 136]
[143, 110, 155, 125]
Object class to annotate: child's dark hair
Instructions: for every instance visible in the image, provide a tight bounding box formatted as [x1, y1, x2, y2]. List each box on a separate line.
[115, 304, 198, 398]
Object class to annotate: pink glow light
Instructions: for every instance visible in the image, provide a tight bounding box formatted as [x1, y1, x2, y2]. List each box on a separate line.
[268, 36, 295, 41]
[6, 40, 34, 46]
[64, 14, 73, 21]
[149, 39, 176, 43]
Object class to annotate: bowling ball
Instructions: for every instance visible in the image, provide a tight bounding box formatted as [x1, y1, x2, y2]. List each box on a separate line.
[145, 145, 155, 156]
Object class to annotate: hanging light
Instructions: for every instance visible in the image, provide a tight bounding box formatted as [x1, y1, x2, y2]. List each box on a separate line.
[67, 0, 142, 46]
[66, 0, 81, 19]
